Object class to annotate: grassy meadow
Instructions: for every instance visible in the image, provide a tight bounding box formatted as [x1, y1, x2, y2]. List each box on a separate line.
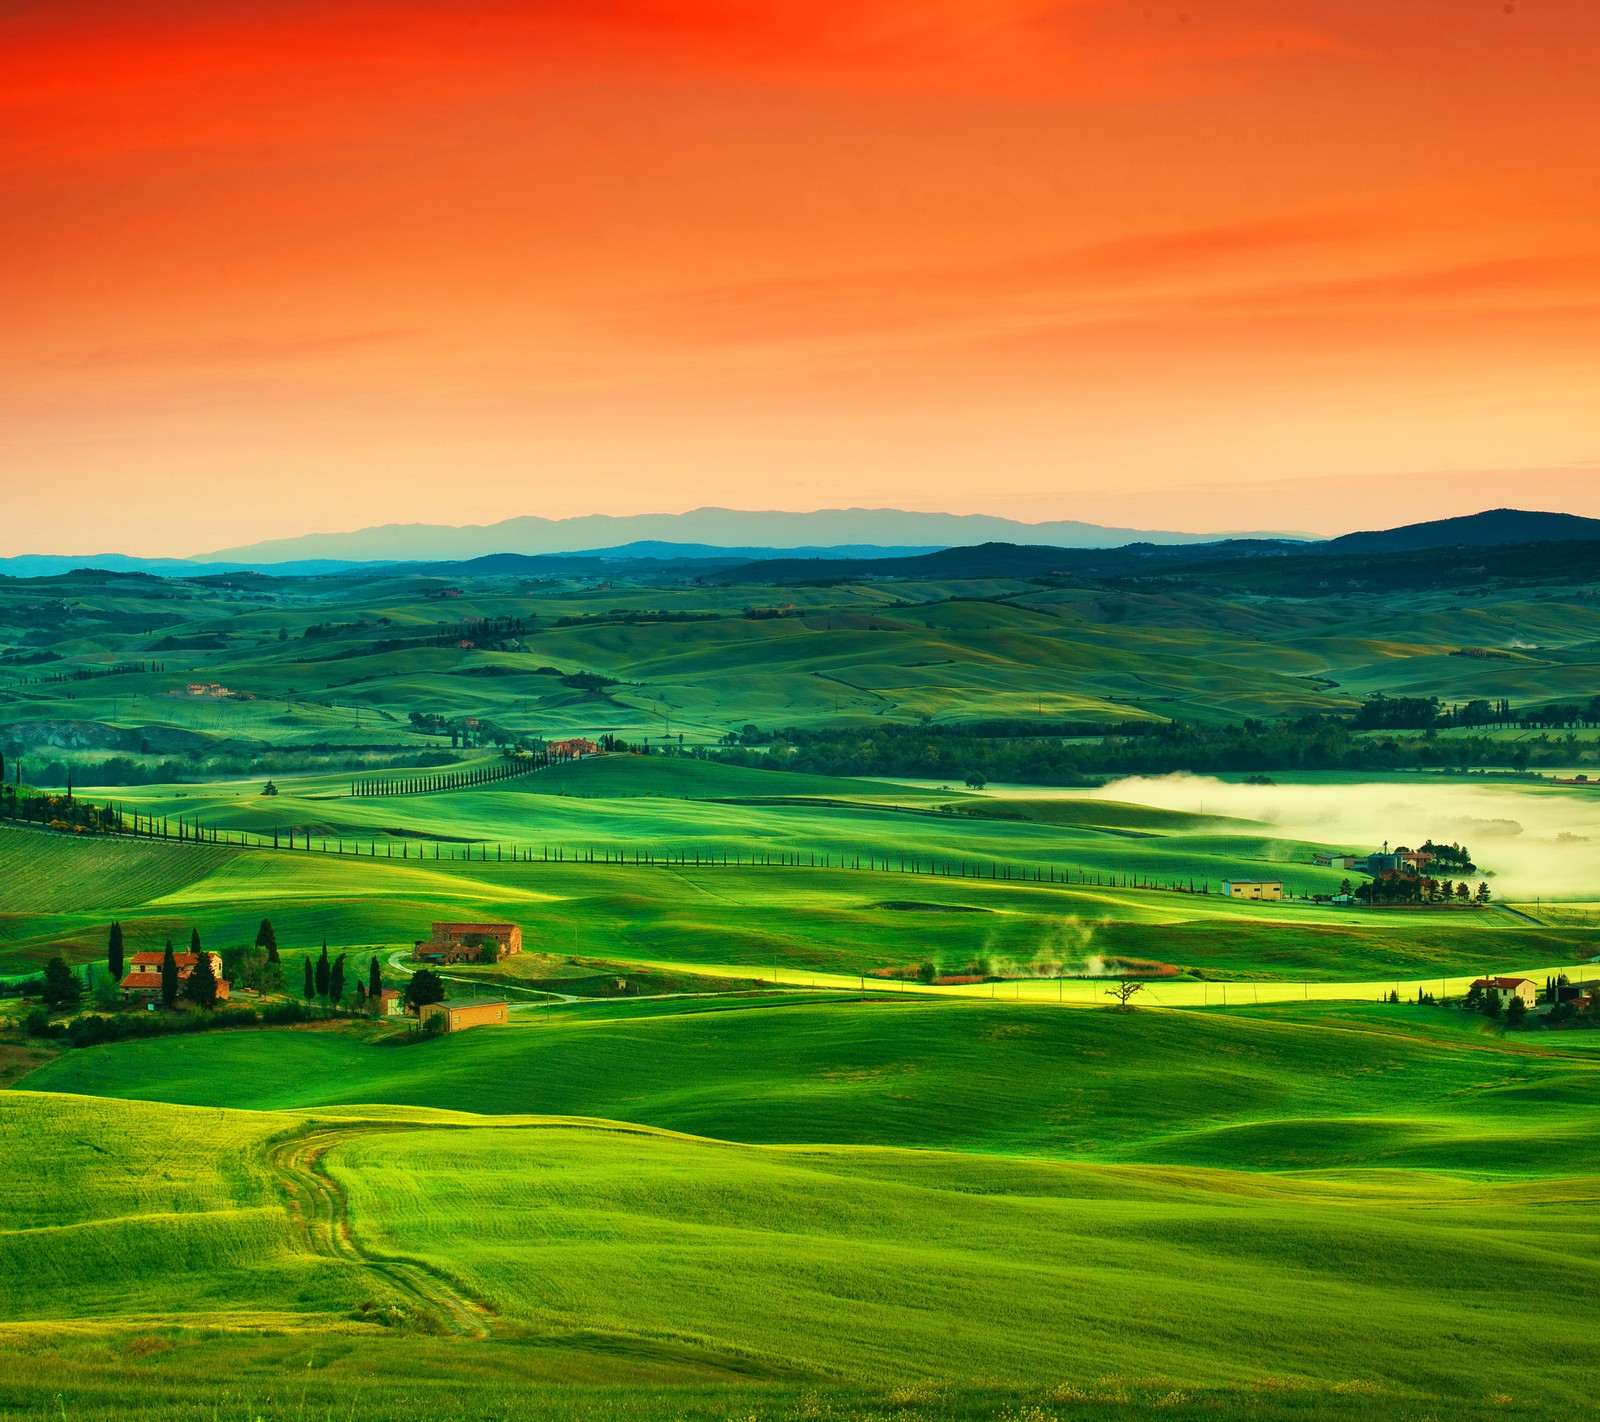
[4, 564, 1600, 1419]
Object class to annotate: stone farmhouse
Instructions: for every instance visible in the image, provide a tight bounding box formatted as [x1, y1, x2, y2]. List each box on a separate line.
[414, 921, 523, 964]
[548, 737, 600, 757]
[120, 950, 230, 1002]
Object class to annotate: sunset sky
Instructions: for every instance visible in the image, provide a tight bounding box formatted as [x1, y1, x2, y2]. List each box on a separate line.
[4, 0, 1598, 555]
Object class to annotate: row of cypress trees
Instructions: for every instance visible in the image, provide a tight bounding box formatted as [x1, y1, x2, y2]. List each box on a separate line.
[297, 938, 384, 1007]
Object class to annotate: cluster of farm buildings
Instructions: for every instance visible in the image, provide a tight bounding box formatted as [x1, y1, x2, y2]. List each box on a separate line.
[1220, 842, 1472, 904]
[111, 919, 522, 1033]
[410, 920, 518, 1032]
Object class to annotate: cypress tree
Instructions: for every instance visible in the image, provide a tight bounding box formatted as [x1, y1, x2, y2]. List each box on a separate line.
[303, 957, 315, 1002]
[107, 921, 125, 984]
[368, 954, 382, 1000]
[315, 939, 330, 998]
[183, 949, 220, 1010]
[329, 953, 346, 1007]
[160, 940, 179, 1009]
[190, 927, 202, 954]
[255, 918, 277, 957]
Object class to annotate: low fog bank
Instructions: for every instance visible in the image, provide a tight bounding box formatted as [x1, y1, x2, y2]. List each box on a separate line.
[1093, 774, 1600, 901]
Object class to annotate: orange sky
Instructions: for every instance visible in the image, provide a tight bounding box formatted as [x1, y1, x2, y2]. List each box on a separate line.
[3, 0, 1598, 554]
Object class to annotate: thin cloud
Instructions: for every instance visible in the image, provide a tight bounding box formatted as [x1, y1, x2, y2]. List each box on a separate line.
[68, 329, 418, 369]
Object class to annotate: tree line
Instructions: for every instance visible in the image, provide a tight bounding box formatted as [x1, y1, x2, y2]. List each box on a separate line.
[350, 749, 554, 797]
[703, 713, 1600, 782]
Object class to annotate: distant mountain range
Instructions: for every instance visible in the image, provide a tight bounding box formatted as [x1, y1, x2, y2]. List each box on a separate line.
[1322, 508, 1600, 554]
[1, 507, 1594, 582]
[197, 508, 1270, 565]
[0, 542, 942, 580]
[714, 514, 1600, 593]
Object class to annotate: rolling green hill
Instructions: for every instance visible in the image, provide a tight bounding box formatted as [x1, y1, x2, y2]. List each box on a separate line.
[6, 1014, 1599, 1419]
[9, 562, 1600, 753]
[22, 996, 1600, 1172]
[7, 559, 1600, 1422]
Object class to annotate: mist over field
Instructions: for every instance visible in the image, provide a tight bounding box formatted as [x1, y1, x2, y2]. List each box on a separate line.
[1094, 775, 1600, 901]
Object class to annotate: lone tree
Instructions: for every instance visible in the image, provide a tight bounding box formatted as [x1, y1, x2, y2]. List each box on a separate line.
[303, 957, 316, 1003]
[107, 921, 125, 984]
[42, 956, 82, 1010]
[1105, 979, 1145, 1011]
[261, 780, 279, 797]
[404, 969, 445, 1014]
[965, 772, 988, 790]
[160, 940, 179, 1010]
[182, 950, 220, 1010]
[315, 939, 330, 999]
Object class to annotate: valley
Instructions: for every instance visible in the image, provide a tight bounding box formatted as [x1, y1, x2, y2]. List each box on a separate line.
[3, 550, 1599, 1421]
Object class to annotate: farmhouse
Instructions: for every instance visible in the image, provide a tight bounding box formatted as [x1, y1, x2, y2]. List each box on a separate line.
[120, 951, 230, 1002]
[376, 988, 404, 1017]
[548, 737, 600, 757]
[1470, 976, 1538, 1007]
[1357, 848, 1434, 875]
[1313, 852, 1360, 870]
[413, 921, 523, 964]
[1222, 880, 1284, 901]
[419, 997, 509, 1033]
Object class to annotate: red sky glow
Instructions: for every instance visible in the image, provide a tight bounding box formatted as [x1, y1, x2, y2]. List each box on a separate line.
[3, 0, 1598, 553]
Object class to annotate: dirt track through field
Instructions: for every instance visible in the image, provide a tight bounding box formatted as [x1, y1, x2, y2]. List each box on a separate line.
[264, 1122, 494, 1338]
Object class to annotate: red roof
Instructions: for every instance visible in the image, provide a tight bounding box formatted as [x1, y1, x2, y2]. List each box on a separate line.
[1472, 976, 1532, 989]
[129, 951, 203, 969]
[122, 951, 224, 990]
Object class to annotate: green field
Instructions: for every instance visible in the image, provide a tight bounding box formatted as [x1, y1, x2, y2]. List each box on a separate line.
[23, 996, 1600, 1169]
[5, 564, 1600, 1420]
[6, 990, 1599, 1420]
[3, 799, 1594, 991]
[8, 564, 1600, 746]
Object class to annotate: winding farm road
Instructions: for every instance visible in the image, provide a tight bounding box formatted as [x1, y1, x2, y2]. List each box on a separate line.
[265, 1121, 493, 1338]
